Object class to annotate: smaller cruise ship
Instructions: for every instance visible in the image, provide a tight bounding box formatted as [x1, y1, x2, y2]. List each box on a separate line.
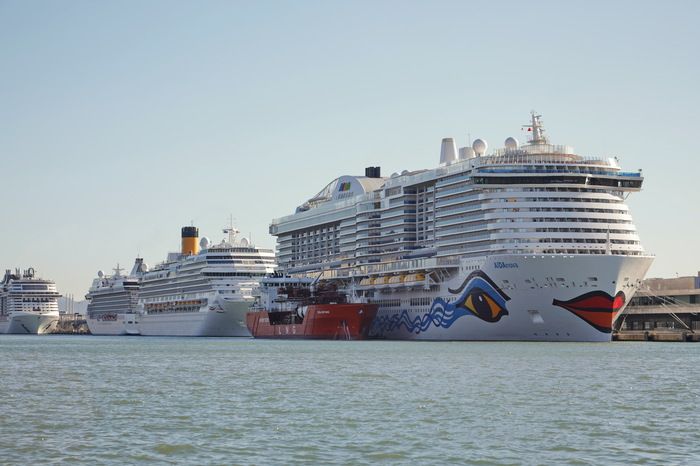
[127, 224, 277, 336]
[0, 268, 61, 334]
[85, 259, 146, 335]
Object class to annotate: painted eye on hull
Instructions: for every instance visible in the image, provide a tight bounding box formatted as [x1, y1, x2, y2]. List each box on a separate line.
[444, 271, 511, 324]
[463, 287, 508, 322]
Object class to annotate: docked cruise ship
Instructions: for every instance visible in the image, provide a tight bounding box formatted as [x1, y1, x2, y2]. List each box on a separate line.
[269, 113, 654, 341]
[85, 259, 145, 335]
[126, 225, 276, 336]
[0, 268, 60, 334]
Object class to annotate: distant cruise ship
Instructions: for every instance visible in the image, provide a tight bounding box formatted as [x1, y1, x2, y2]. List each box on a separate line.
[269, 113, 654, 341]
[85, 259, 146, 335]
[126, 225, 276, 336]
[0, 268, 60, 334]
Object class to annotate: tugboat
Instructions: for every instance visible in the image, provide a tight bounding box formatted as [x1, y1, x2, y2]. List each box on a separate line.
[246, 275, 378, 340]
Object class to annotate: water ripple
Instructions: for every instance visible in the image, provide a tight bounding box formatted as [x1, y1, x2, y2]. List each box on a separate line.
[1, 336, 699, 464]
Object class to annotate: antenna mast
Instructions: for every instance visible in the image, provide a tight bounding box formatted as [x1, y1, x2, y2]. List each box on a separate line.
[522, 111, 548, 144]
[223, 214, 239, 244]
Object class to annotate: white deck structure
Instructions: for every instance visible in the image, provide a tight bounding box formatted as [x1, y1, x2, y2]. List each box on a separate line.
[269, 113, 653, 341]
[0, 268, 60, 334]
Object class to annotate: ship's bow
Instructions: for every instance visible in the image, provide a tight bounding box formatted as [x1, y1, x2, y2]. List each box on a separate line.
[481, 253, 654, 341]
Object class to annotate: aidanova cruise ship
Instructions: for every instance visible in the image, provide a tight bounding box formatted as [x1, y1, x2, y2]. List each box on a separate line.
[127, 225, 276, 336]
[269, 113, 654, 341]
[0, 268, 60, 334]
[85, 259, 145, 335]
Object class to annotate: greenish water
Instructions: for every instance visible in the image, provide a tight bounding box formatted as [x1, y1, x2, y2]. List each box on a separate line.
[1, 336, 699, 465]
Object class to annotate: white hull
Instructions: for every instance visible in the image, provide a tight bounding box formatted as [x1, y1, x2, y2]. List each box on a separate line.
[369, 254, 653, 342]
[0, 312, 59, 335]
[86, 315, 132, 336]
[128, 300, 251, 337]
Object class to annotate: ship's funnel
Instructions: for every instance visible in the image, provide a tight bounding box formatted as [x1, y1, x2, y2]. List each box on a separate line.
[364, 166, 381, 178]
[181, 226, 199, 255]
[130, 257, 148, 276]
[458, 146, 475, 160]
[439, 138, 458, 165]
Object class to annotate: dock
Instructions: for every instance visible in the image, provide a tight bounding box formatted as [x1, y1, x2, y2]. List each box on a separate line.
[51, 313, 90, 334]
[613, 330, 700, 342]
[615, 273, 700, 342]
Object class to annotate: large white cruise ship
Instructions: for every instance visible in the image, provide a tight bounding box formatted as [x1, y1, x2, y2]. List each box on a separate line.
[126, 225, 276, 336]
[85, 259, 146, 335]
[269, 113, 654, 341]
[0, 268, 60, 334]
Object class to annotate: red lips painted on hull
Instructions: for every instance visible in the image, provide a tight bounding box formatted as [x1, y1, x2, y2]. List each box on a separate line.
[552, 291, 626, 333]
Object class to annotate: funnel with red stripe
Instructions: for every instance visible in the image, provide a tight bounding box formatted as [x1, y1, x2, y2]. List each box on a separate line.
[552, 291, 626, 333]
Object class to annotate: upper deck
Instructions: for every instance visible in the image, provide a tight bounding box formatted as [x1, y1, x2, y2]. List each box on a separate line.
[271, 144, 642, 234]
[269, 112, 649, 275]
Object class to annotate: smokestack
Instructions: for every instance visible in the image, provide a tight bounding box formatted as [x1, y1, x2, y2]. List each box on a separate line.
[439, 138, 458, 165]
[181, 226, 199, 255]
[458, 146, 475, 160]
[364, 166, 381, 178]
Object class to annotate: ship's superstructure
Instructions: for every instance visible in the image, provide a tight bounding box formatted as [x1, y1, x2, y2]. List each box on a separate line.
[246, 275, 378, 339]
[128, 224, 276, 336]
[85, 259, 145, 335]
[0, 268, 60, 334]
[269, 113, 654, 341]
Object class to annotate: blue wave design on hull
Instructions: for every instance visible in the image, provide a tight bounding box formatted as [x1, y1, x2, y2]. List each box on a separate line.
[371, 298, 470, 335]
[370, 271, 511, 337]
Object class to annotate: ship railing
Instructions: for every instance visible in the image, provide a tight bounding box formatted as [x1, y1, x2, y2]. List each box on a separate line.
[490, 144, 576, 157]
[477, 168, 641, 177]
[474, 154, 615, 167]
[381, 169, 439, 189]
[257, 254, 463, 279]
[430, 154, 613, 180]
[359, 257, 459, 275]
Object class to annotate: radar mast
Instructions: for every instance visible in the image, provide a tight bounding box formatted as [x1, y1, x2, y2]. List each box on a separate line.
[522, 111, 548, 145]
[223, 214, 239, 244]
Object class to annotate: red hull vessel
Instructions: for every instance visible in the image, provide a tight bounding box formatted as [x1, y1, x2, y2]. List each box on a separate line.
[247, 303, 378, 340]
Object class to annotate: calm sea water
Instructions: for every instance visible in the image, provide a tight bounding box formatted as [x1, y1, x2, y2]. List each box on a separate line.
[1, 336, 699, 465]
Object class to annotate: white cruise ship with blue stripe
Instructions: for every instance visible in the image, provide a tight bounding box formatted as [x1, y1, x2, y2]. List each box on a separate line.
[269, 113, 653, 341]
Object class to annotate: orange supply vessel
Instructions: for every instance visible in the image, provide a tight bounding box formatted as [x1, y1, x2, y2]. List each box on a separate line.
[246, 276, 377, 340]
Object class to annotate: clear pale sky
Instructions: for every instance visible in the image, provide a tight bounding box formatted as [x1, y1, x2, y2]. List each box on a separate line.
[1, 0, 698, 297]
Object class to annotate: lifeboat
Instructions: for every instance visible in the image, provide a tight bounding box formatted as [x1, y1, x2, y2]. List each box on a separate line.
[359, 277, 375, 287]
[374, 276, 391, 288]
[388, 275, 406, 287]
[403, 273, 426, 287]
